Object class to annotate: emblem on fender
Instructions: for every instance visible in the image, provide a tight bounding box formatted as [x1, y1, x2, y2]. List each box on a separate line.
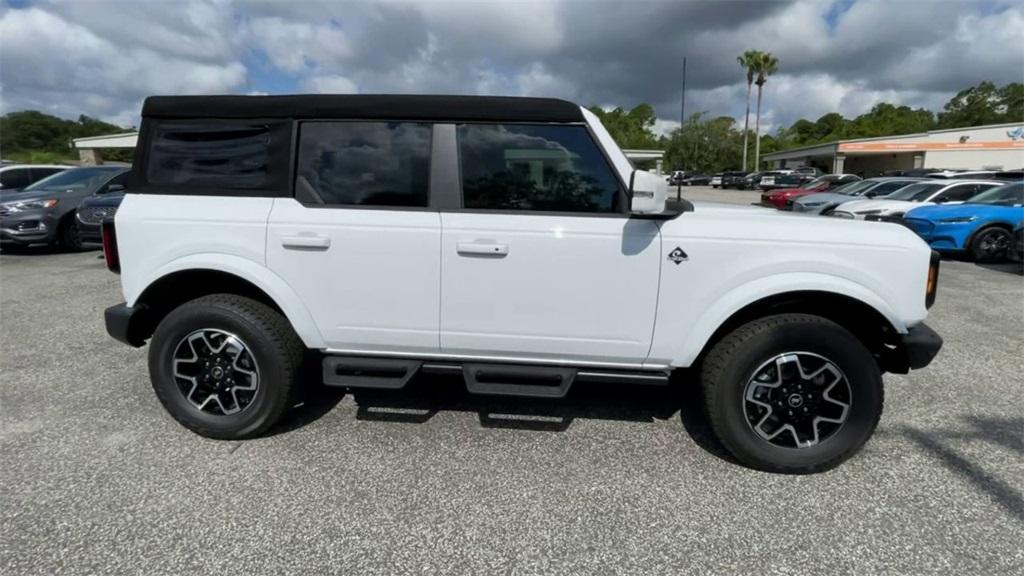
[668, 247, 688, 264]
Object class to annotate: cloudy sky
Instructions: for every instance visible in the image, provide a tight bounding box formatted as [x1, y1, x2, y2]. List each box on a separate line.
[1, 0, 1021, 133]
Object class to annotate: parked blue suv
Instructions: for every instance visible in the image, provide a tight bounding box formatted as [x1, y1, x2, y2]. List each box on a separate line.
[903, 182, 1024, 262]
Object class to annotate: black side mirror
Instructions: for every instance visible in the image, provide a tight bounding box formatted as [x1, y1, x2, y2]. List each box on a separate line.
[104, 184, 126, 194]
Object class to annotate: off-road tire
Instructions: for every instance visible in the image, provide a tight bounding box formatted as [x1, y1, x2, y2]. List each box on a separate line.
[701, 313, 884, 474]
[148, 294, 305, 439]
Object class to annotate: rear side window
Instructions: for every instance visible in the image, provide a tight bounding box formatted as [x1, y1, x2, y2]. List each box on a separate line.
[296, 122, 431, 207]
[146, 122, 277, 189]
[457, 124, 622, 213]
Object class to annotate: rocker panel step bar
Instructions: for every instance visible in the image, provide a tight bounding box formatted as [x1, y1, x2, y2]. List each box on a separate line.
[322, 357, 422, 389]
[463, 363, 577, 398]
[322, 355, 670, 396]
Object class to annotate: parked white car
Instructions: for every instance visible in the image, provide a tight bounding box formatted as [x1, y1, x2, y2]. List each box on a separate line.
[831, 179, 1004, 219]
[102, 95, 943, 473]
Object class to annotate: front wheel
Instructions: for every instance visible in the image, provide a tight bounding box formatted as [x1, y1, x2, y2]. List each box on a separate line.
[970, 226, 1011, 263]
[701, 314, 883, 474]
[148, 294, 305, 439]
[59, 220, 83, 251]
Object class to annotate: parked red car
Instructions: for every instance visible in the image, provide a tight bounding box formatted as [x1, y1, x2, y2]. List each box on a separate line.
[760, 174, 860, 209]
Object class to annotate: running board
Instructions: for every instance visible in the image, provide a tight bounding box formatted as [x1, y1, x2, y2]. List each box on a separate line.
[463, 363, 577, 398]
[322, 357, 421, 389]
[322, 355, 670, 396]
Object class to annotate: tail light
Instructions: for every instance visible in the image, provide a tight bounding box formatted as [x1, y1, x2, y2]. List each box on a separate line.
[925, 251, 939, 309]
[101, 219, 120, 274]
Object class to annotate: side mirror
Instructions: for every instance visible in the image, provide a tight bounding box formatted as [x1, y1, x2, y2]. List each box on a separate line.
[629, 170, 667, 214]
[104, 184, 125, 194]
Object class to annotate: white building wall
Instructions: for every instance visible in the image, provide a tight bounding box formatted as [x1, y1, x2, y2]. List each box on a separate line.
[923, 149, 1024, 170]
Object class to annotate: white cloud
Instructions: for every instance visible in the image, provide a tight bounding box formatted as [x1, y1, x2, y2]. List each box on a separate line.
[1, 0, 1021, 133]
[302, 75, 359, 94]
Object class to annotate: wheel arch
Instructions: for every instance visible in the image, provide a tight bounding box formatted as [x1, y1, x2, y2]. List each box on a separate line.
[964, 220, 1015, 250]
[128, 257, 324, 349]
[681, 287, 904, 371]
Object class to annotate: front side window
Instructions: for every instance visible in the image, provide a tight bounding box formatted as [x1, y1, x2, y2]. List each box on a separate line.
[297, 122, 431, 207]
[458, 124, 621, 213]
[146, 122, 272, 188]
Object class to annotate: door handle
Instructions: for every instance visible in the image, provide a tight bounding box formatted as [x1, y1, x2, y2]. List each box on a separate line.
[456, 241, 508, 256]
[281, 234, 331, 250]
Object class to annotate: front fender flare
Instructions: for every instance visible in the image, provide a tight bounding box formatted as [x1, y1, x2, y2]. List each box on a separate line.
[672, 272, 905, 367]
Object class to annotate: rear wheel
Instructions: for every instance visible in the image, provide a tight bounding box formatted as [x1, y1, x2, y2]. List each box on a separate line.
[701, 314, 883, 474]
[148, 294, 305, 439]
[970, 226, 1012, 263]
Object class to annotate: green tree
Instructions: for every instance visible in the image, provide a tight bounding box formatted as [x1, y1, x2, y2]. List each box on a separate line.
[938, 81, 1024, 127]
[0, 110, 134, 161]
[751, 51, 779, 169]
[737, 50, 760, 171]
[586, 104, 660, 150]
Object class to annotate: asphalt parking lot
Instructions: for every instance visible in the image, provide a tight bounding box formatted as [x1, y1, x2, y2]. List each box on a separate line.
[1, 193, 1022, 575]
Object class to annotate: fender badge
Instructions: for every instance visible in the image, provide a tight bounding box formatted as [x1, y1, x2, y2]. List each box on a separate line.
[668, 247, 688, 264]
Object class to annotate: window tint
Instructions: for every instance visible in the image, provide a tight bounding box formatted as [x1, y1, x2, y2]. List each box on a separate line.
[147, 123, 271, 188]
[866, 181, 912, 196]
[0, 168, 32, 189]
[458, 124, 621, 213]
[938, 184, 986, 202]
[30, 168, 65, 182]
[99, 171, 132, 193]
[297, 122, 431, 207]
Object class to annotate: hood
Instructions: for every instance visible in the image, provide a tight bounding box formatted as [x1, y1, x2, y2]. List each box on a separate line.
[794, 192, 850, 206]
[0, 188, 75, 204]
[767, 187, 806, 197]
[79, 192, 125, 208]
[692, 201, 814, 220]
[905, 202, 1019, 220]
[836, 199, 915, 213]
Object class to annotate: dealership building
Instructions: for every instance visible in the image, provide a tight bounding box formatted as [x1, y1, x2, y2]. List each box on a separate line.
[761, 122, 1024, 176]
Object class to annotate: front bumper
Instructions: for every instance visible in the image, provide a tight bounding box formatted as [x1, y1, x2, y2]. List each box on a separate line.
[0, 214, 55, 245]
[884, 322, 943, 374]
[104, 302, 151, 347]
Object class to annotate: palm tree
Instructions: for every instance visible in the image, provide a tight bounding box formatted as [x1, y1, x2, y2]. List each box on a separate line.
[737, 50, 760, 171]
[752, 52, 779, 170]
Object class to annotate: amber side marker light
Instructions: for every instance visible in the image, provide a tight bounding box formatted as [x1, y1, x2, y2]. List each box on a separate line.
[101, 219, 120, 274]
[925, 251, 940, 309]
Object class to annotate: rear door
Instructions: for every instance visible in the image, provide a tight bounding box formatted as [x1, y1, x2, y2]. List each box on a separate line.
[437, 123, 661, 365]
[266, 121, 441, 354]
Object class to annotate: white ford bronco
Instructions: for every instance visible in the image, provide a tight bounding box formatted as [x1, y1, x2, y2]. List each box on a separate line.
[103, 95, 942, 473]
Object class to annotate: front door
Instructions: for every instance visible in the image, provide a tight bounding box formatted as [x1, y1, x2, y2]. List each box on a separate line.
[439, 123, 661, 365]
[267, 121, 440, 354]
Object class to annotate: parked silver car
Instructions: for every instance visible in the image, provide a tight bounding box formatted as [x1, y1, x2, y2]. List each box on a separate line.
[792, 177, 922, 214]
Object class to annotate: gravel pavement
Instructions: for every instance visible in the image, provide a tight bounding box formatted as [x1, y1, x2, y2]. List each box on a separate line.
[1, 197, 1022, 575]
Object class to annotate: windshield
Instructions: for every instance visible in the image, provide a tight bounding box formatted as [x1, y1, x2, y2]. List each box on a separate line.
[833, 180, 875, 196]
[966, 182, 1024, 205]
[23, 168, 122, 192]
[800, 177, 830, 189]
[886, 182, 945, 201]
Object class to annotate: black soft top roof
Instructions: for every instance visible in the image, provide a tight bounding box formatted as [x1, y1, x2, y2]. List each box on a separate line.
[142, 94, 585, 123]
